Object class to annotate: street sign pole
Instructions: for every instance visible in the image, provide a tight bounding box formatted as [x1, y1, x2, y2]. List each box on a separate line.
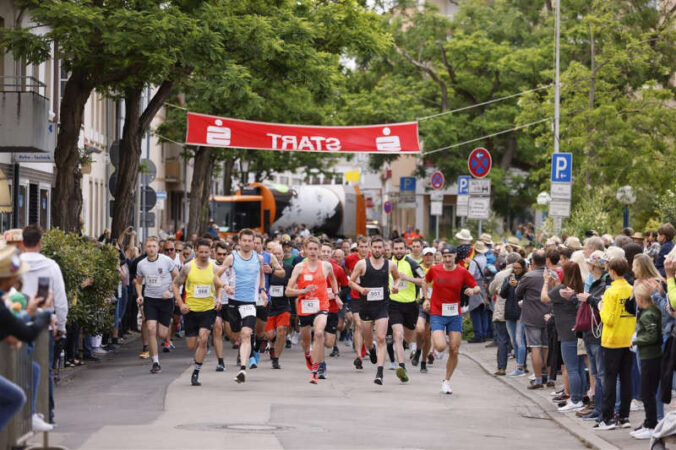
[554, 0, 560, 155]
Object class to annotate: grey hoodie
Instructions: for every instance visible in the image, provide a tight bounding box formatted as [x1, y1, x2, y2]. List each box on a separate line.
[20, 251, 68, 333]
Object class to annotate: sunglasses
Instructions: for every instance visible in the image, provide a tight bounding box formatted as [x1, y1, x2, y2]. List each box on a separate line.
[165, 248, 175, 252]
[216, 252, 228, 256]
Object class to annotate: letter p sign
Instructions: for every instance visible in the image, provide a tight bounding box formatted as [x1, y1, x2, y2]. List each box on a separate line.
[551, 153, 572, 183]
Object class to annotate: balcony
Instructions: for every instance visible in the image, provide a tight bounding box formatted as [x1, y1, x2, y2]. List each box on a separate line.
[0, 76, 56, 154]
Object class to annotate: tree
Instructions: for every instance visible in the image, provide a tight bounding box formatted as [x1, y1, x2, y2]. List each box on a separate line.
[158, 0, 390, 237]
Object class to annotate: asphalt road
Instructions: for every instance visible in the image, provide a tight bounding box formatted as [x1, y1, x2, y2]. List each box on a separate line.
[41, 334, 586, 450]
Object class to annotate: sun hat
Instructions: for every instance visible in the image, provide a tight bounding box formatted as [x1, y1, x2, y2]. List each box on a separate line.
[479, 233, 493, 245]
[454, 229, 473, 243]
[0, 246, 29, 278]
[422, 247, 436, 256]
[474, 241, 489, 254]
[564, 237, 582, 251]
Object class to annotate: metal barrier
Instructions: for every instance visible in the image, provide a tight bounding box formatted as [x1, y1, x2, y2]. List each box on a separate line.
[0, 330, 67, 450]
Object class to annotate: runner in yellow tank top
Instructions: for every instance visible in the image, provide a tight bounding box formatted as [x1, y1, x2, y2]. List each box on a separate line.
[173, 239, 232, 386]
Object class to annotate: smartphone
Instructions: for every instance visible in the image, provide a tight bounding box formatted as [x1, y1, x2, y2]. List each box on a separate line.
[37, 277, 50, 304]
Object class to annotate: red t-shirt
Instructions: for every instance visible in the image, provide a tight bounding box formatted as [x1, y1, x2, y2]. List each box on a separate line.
[328, 260, 349, 313]
[344, 252, 362, 300]
[424, 264, 477, 316]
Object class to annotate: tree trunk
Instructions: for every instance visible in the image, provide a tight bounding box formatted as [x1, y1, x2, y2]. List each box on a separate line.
[52, 70, 94, 233]
[187, 146, 214, 238]
[111, 87, 143, 240]
[223, 157, 235, 195]
[500, 136, 516, 170]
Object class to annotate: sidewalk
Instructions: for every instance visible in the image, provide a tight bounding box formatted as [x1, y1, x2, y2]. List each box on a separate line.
[461, 339, 667, 450]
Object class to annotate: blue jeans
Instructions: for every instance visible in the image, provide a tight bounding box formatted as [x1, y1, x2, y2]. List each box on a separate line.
[506, 320, 527, 368]
[560, 340, 586, 403]
[470, 305, 488, 339]
[586, 342, 605, 415]
[495, 322, 510, 370]
[115, 286, 129, 329]
[0, 375, 26, 432]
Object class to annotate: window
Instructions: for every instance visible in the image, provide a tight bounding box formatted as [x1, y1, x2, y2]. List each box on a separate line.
[29, 183, 38, 224]
[17, 185, 27, 228]
[39, 188, 49, 229]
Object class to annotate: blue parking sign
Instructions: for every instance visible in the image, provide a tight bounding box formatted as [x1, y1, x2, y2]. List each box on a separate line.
[551, 153, 572, 183]
[400, 177, 416, 191]
[457, 176, 470, 195]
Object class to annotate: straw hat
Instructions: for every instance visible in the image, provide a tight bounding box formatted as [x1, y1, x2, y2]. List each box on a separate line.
[479, 233, 493, 245]
[455, 229, 473, 243]
[474, 241, 489, 254]
[564, 237, 582, 251]
[506, 236, 521, 248]
[0, 245, 29, 278]
[631, 232, 643, 241]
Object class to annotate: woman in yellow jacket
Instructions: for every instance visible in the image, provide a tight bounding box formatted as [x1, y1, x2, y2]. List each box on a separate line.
[596, 257, 636, 430]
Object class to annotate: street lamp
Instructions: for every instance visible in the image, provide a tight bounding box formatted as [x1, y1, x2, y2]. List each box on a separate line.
[616, 185, 636, 228]
[239, 159, 250, 189]
[537, 191, 551, 226]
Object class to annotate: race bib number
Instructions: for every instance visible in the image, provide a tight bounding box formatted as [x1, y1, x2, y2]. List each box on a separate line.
[441, 303, 459, 317]
[301, 298, 320, 314]
[427, 288, 433, 298]
[220, 292, 229, 305]
[367, 287, 384, 301]
[256, 293, 265, 306]
[303, 274, 313, 281]
[146, 275, 160, 288]
[269, 285, 284, 297]
[193, 285, 211, 298]
[238, 304, 256, 318]
[398, 280, 408, 290]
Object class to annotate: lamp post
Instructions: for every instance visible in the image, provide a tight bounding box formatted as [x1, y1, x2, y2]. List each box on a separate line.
[537, 191, 551, 226]
[239, 159, 250, 190]
[616, 185, 636, 228]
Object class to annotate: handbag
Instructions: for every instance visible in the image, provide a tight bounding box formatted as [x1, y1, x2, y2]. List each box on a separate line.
[573, 302, 601, 336]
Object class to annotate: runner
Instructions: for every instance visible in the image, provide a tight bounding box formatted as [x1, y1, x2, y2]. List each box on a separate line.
[422, 246, 480, 394]
[265, 243, 293, 369]
[389, 238, 425, 383]
[251, 234, 285, 368]
[344, 236, 370, 369]
[172, 238, 229, 386]
[412, 247, 436, 373]
[161, 240, 178, 353]
[134, 236, 179, 374]
[348, 237, 401, 385]
[285, 237, 338, 384]
[410, 238, 424, 264]
[320, 242, 347, 379]
[220, 229, 267, 383]
[212, 241, 231, 372]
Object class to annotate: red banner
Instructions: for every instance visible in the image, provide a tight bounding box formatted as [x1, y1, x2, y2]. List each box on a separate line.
[185, 112, 420, 154]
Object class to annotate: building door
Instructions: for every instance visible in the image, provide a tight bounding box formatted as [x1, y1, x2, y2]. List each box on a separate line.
[40, 188, 49, 229]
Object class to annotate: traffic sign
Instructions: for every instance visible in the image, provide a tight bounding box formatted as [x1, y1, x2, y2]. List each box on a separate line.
[468, 197, 490, 220]
[550, 183, 571, 200]
[468, 147, 492, 178]
[457, 195, 468, 217]
[384, 201, 393, 214]
[430, 171, 445, 190]
[549, 199, 571, 217]
[400, 177, 416, 191]
[551, 153, 572, 183]
[457, 176, 470, 195]
[430, 191, 444, 201]
[430, 201, 443, 216]
[468, 179, 491, 196]
[156, 190, 168, 201]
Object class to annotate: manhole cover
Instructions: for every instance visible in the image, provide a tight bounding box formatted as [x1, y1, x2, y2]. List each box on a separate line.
[176, 423, 288, 432]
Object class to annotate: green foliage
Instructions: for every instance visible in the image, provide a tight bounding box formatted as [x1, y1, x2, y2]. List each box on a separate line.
[41, 229, 120, 335]
[562, 189, 614, 238]
[656, 190, 676, 226]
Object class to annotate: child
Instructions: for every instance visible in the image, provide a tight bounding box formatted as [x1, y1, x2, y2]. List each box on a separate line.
[630, 282, 662, 440]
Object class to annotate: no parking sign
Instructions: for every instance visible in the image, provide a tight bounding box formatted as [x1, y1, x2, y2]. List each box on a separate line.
[468, 147, 492, 179]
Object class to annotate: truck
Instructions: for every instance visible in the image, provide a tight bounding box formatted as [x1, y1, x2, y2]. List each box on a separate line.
[211, 182, 367, 237]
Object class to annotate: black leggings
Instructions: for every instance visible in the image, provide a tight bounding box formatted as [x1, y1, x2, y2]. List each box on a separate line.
[640, 356, 662, 429]
[602, 347, 633, 423]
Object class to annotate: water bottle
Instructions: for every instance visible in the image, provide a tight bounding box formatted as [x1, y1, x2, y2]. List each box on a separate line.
[59, 350, 65, 369]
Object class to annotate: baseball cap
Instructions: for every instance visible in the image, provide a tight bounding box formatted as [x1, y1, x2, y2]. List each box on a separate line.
[440, 245, 457, 255]
[422, 247, 436, 256]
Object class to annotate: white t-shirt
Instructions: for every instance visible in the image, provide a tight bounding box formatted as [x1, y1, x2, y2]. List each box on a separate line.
[137, 254, 176, 298]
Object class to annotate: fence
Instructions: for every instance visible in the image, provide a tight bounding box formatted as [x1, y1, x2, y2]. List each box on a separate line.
[0, 330, 66, 450]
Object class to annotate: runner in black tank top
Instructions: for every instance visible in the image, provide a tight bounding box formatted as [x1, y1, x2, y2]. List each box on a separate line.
[348, 238, 402, 385]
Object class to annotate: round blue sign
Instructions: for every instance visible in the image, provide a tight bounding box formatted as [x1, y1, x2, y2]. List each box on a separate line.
[430, 171, 445, 190]
[384, 201, 393, 214]
[468, 147, 492, 178]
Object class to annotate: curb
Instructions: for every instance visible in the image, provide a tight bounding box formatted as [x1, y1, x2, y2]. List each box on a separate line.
[460, 350, 621, 450]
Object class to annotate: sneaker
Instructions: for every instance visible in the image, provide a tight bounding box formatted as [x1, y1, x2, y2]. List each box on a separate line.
[576, 406, 595, 417]
[558, 401, 584, 412]
[546, 381, 556, 387]
[191, 372, 201, 386]
[354, 357, 363, 370]
[32, 413, 54, 432]
[330, 347, 340, 357]
[389, 362, 397, 370]
[630, 399, 644, 411]
[550, 389, 564, 396]
[427, 354, 435, 365]
[617, 417, 631, 429]
[494, 369, 506, 376]
[369, 346, 377, 364]
[310, 372, 319, 384]
[291, 332, 299, 345]
[411, 352, 420, 367]
[594, 420, 616, 430]
[527, 383, 544, 390]
[253, 351, 260, 365]
[248, 356, 258, 369]
[168, 341, 175, 349]
[235, 370, 246, 383]
[441, 380, 452, 395]
[150, 362, 162, 374]
[216, 363, 225, 372]
[374, 375, 383, 385]
[304, 353, 314, 371]
[271, 358, 281, 370]
[139, 350, 150, 359]
[631, 427, 654, 440]
[318, 362, 327, 380]
[92, 347, 108, 355]
[583, 411, 602, 421]
[507, 369, 525, 377]
[552, 394, 570, 402]
[286, 338, 292, 349]
[420, 365, 428, 374]
[528, 373, 536, 381]
[162, 342, 171, 353]
[396, 366, 409, 383]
